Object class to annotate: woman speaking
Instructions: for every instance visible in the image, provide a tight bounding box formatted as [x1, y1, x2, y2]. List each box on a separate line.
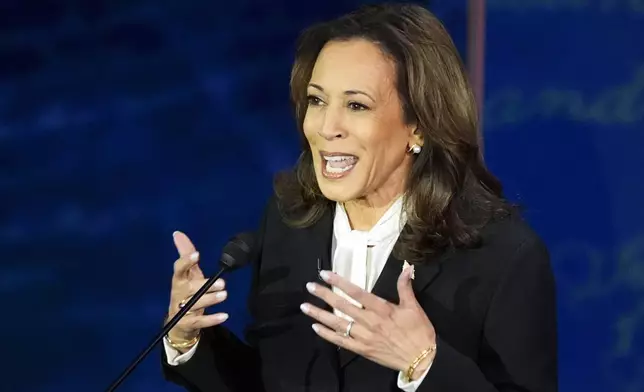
[161, 3, 557, 392]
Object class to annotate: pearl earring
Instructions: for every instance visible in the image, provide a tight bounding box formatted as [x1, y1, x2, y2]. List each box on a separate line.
[409, 144, 422, 154]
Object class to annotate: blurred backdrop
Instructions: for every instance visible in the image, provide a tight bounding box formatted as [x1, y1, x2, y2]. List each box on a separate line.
[1, 0, 642, 391]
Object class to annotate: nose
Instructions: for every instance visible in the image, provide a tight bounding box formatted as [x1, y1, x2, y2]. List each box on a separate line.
[317, 109, 347, 141]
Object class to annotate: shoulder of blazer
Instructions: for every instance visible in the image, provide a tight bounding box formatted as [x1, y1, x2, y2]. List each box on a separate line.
[479, 211, 546, 251]
[264, 192, 283, 223]
[252, 192, 302, 253]
[462, 211, 551, 282]
[260, 192, 334, 234]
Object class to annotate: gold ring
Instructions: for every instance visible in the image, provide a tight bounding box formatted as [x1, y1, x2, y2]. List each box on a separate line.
[178, 297, 191, 309]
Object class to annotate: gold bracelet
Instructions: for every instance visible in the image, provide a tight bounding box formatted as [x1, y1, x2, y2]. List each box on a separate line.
[166, 332, 200, 350]
[404, 344, 437, 382]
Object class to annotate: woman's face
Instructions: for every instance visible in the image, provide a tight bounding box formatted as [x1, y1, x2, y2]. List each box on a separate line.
[303, 39, 420, 205]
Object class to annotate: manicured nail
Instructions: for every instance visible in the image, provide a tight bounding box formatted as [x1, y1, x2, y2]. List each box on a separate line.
[216, 313, 229, 321]
[306, 282, 316, 293]
[300, 303, 310, 313]
[214, 278, 225, 289]
[216, 291, 227, 299]
[319, 270, 331, 281]
[190, 252, 199, 262]
[173, 231, 180, 237]
[312, 324, 320, 333]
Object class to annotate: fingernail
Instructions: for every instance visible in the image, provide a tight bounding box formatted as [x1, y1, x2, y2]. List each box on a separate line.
[409, 265, 415, 280]
[173, 231, 180, 238]
[306, 282, 316, 293]
[312, 324, 320, 333]
[216, 291, 227, 299]
[300, 303, 310, 313]
[217, 313, 229, 321]
[319, 270, 331, 281]
[214, 279, 225, 289]
[190, 252, 199, 262]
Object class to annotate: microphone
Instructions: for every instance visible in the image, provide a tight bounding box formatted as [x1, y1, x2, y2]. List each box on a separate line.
[105, 232, 256, 392]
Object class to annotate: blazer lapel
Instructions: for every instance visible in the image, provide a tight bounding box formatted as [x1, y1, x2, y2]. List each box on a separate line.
[308, 205, 334, 296]
[305, 205, 342, 375]
[338, 238, 443, 368]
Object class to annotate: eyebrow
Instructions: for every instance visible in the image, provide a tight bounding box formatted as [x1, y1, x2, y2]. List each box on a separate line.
[308, 83, 375, 103]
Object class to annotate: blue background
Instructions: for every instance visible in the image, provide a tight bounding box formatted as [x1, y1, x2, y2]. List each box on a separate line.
[1, 0, 642, 391]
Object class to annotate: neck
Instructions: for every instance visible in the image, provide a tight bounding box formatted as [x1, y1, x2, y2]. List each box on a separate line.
[343, 192, 402, 231]
[342, 157, 411, 231]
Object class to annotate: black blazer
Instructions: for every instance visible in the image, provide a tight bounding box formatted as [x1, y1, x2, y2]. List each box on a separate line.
[162, 195, 558, 392]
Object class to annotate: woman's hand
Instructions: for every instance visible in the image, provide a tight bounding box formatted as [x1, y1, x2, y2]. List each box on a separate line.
[300, 265, 437, 380]
[166, 231, 229, 352]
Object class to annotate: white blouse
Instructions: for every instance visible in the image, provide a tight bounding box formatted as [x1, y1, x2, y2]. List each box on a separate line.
[331, 196, 406, 319]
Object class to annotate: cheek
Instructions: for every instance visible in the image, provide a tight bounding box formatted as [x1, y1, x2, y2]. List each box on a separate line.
[359, 126, 404, 159]
[302, 111, 318, 144]
[358, 129, 408, 175]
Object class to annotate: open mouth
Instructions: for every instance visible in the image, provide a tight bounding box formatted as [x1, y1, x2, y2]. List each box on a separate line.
[320, 151, 359, 179]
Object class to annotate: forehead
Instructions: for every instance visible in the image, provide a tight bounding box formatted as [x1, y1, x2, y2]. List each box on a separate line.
[310, 39, 397, 94]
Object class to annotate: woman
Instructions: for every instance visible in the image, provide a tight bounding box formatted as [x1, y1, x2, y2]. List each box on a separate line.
[162, 3, 557, 392]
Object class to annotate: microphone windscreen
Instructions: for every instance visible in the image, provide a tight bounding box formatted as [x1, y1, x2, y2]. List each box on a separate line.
[220, 232, 256, 269]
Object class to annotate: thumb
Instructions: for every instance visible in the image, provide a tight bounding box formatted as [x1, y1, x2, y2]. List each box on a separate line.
[173, 231, 197, 257]
[397, 264, 417, 307]
[172, 231, 204, 279]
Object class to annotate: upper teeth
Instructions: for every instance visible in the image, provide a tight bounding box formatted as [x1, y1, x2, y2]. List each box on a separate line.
[323, 155, 356, 161]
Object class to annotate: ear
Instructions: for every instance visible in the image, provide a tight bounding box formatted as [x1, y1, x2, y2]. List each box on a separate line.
[408, 125, 423, 148]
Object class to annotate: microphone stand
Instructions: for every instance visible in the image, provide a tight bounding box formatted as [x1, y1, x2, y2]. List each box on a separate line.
[105, 265, 230, 392]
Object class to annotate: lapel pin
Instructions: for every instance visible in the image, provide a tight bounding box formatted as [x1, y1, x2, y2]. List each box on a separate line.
[317, 258, 325, 282]
[403, 260, 415, 280]
[317, 258, 322, 280]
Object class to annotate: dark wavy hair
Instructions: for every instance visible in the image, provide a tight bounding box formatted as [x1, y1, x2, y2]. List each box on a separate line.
[274, 3, 511, 263]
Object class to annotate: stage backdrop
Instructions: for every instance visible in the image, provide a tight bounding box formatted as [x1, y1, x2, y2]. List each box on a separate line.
[0, 0, 642, 391]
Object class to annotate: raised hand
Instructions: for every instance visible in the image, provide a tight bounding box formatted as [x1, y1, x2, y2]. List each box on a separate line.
[300, 266, 437, 381]
[166, 231, 229, 352]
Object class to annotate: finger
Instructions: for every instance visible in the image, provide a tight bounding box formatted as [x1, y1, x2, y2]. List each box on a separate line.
[304, 283, 370, 325]
[186, 278, 226, 296]
[318, 271, 392, 314]
[179, 312, 229, 331]
[188, 290, 228, 311]
[397, 264, 417, 307]
[173, 231, 204, 279]
[300, 303, 372, 341]
[173, 231, 197, 257]
[172, 278, 225, 311]
[311, 323, 367, 354]
[173, 251, 202, 279]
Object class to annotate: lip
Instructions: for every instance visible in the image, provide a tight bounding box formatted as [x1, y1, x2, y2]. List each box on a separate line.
[319, 150, 358, 158]
[319, 150, 359, 179]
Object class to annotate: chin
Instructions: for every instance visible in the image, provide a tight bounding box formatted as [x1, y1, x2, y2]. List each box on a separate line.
[316, 176, 363, 202]
[311, 155, 367, 202]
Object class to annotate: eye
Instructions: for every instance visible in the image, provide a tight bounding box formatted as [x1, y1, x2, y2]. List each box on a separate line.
[307, 95, 324, 106]
[348, 101, 369, 111]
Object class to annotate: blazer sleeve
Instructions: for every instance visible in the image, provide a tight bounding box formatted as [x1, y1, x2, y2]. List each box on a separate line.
[418, 237, 558, 392]
[161, 200, 272, 392]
